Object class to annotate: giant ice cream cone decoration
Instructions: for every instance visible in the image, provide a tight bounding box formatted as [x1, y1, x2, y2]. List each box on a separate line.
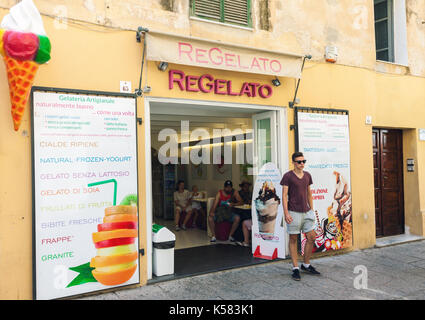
[1, 0, 51, 131]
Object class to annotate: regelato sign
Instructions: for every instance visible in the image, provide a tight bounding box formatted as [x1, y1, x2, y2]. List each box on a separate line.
[169, 69, 273, 99]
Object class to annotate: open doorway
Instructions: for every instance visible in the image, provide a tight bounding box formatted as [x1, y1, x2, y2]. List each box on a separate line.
[145, 98, 288, 281]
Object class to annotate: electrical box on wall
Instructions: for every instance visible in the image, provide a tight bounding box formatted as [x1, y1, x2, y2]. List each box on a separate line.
[407, 159, 415, 172]
[325, 46, 338, 63]
[365, 115, 372, 125]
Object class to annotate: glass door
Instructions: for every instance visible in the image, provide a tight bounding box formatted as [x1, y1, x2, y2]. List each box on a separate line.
[252, 111, 278, 178]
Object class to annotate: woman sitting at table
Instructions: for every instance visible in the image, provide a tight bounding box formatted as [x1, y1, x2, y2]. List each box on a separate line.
[174, 180, 192, 231]
[208, 180, 243, 243]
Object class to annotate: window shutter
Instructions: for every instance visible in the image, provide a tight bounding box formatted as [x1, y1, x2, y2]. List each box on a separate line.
[224, 0, 250, 26]
[192, 0, 252, 27]
[193, 0, 222, 21]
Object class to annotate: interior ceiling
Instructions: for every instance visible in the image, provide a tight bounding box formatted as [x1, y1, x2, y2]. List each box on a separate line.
[149, 101, 268, 117]
[149, 101, 263, 132]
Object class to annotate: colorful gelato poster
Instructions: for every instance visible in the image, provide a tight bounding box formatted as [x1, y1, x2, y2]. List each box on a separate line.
[32, 89, 139, 300]
[251, 162, 285, 259]
[297, 111, 352, 254]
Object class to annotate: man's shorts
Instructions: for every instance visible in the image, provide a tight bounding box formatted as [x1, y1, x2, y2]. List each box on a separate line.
[175, 205, 192, 212]
[286, 210, 315, 235]
[213, 210, 240, 223]
[191, 201, 201, 210]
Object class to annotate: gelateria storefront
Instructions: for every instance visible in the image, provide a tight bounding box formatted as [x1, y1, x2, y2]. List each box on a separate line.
[27, 28, 314, 299]
[141, 33, 354, 287]
[0, 0, 356, 299]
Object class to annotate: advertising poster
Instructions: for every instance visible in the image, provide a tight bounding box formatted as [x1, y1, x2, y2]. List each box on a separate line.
[251, 162, 285, 259]
[297, 111, 352, 254]
[32, 89, 139, 300]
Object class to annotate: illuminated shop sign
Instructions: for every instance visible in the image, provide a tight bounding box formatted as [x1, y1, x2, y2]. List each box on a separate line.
[169, 69, 273, 99]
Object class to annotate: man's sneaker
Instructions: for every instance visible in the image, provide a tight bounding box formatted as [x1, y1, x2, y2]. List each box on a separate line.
[292, 268, 301, 281]
[301, 264, 321, 275]
[210, 236, 217, 243]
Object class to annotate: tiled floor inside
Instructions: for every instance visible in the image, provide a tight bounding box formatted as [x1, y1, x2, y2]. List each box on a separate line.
[154, 217, 211, 250]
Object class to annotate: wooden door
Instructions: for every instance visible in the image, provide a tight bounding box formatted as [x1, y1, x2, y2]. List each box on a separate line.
[373, 129, 404, 237]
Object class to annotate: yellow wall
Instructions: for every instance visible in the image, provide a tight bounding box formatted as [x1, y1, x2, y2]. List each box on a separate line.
[0, 13, 145, 300]
[1, 4, 425, 299]
[403, 129, 422, 235]
[419, 140, 425, 226]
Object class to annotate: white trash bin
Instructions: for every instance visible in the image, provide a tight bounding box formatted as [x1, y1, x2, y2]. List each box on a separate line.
[152, 224, 176, 276]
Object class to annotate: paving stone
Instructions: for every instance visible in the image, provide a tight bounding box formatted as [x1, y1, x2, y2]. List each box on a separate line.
[78, 240, 425, 300]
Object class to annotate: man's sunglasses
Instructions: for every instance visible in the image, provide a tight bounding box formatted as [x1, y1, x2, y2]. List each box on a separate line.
[295, 160, 307, 164]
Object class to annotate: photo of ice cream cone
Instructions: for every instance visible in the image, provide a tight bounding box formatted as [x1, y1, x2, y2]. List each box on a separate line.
[255, 181, 280, 241]
[341, 220, 352, 248]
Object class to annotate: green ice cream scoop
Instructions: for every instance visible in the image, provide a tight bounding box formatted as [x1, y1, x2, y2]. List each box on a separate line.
[34, 35, 51, 64]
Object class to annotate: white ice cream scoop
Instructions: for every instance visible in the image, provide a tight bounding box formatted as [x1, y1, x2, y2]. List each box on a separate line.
[1, 0, 47, 36]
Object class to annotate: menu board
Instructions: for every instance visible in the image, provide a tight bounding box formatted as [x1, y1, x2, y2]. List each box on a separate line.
[32, 89, 139, 300]
[297, 111, 352, 254]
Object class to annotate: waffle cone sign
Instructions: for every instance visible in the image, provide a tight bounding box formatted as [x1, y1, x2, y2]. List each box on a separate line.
[1, 0, 51, 131]
[4, 56, 39, 130]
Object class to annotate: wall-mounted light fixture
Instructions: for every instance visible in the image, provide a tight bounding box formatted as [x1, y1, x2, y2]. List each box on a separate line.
[272, 77, 281, 87]
[158, 61, 169, 71]
[289, 54, 312, 108]
[143, 85, 152, 93]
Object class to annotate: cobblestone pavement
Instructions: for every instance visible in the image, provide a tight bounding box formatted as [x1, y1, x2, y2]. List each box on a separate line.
[79, 240, 425, 300]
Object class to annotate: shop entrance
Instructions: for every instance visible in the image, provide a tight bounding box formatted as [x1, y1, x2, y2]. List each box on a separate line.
[373, 128, 405, 237]
[144, 98, 288, 281]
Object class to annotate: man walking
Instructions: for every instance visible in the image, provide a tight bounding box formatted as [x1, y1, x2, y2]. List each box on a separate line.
[281, 152, 320, 281]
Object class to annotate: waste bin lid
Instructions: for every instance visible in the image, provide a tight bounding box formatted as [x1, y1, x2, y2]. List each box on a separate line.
[152, 223, 164, 233]
[152, 224, 175, 243]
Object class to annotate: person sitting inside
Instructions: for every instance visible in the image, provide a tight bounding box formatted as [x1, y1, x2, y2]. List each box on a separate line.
[208, 180, 243, 243]
[190, 185, 206, 229]
[174, 180, 192, 231]
[235, 179, 252, 205]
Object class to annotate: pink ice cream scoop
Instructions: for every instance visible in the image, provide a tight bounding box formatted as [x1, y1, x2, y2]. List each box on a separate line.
[3, 31, 39, 61]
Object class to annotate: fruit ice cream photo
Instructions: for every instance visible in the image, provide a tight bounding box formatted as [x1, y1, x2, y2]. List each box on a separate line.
[1, 0, 52, 131]
[255, 181, 281, 241]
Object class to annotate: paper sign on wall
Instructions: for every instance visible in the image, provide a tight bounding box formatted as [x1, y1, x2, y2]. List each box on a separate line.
[419, 129, 425, 141]
[297, 111, 352, 254]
